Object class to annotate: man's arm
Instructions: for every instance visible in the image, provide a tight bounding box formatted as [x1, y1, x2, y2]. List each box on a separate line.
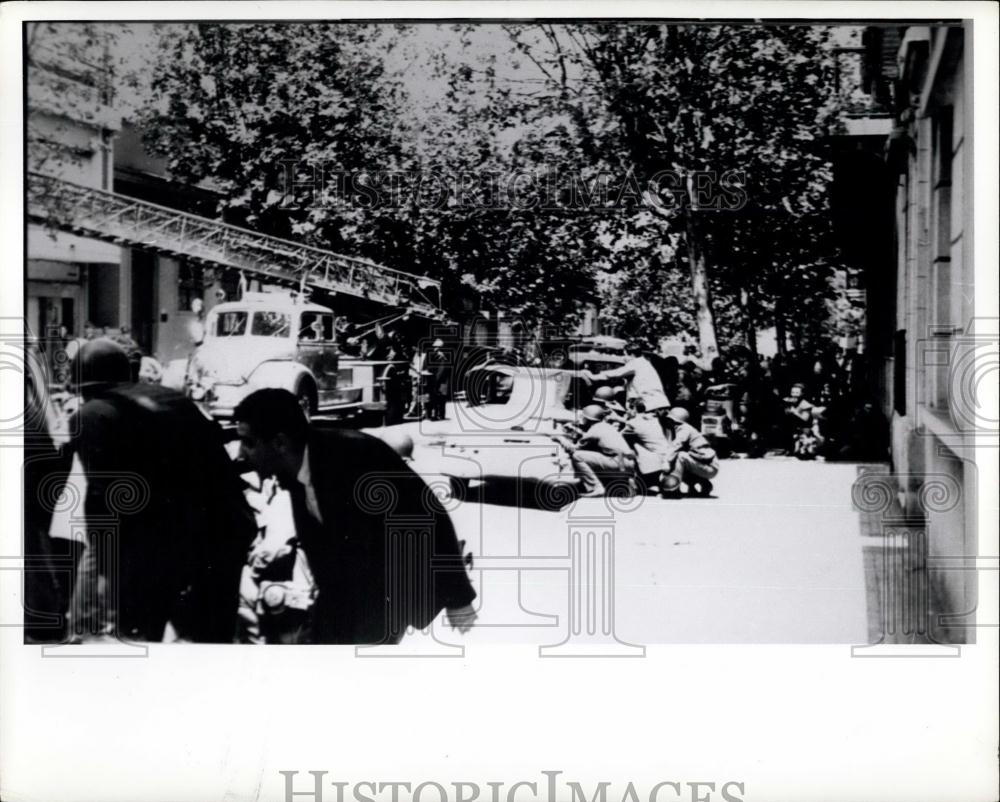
[358, 433, 477, 620]
[576, 428, 601, 450]
[789, 400, 814, 422]
[588, 364, 634, 383]
[663, 424, 693, 464]
[70, 400, 121, 521]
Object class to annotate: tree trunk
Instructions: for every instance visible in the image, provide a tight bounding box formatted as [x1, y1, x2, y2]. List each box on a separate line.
[740, 286, 758, 363]
[684, 213, 720, 364]
[775, 301, 787, 357]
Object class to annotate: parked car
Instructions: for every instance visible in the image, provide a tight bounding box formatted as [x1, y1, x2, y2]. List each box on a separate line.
[186, 291, 363, 419]
[701, 382, 737, 457]
[417, 364, 584, 501]
[535, 335, 628, 373]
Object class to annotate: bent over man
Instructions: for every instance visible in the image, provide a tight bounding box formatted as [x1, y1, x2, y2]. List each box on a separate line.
[233, 389, 476, 644]
[586, 340, 671, 414]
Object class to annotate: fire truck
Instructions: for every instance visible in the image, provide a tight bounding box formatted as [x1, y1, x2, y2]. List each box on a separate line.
[27, 172, 446, 423]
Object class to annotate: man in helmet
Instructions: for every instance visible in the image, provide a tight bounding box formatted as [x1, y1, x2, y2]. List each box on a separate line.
[426, 338, 451, 421]
[66, 339, 255, 642]
[554, 404, 637, 498]
[591, 385, 629, 427]
[661, 406, 720, 498]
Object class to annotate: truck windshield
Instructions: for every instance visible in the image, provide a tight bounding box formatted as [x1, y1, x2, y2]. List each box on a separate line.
[214, 311, 248, 336]
[251, 311, 291, 337]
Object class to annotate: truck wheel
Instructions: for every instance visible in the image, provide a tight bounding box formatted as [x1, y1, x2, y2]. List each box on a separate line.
[295, 380, 317, 418]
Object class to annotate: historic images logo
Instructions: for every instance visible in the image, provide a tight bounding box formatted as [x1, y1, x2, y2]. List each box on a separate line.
[280, 771, 747, 802]
[278, 162, 748, 213]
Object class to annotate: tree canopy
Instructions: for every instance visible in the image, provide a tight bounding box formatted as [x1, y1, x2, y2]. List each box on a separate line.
[135, 22, 855, 351]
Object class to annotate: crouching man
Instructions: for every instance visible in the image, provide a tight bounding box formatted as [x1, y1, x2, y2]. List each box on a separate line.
[555, 404, 638, 498]
[661, 407, 719, 498]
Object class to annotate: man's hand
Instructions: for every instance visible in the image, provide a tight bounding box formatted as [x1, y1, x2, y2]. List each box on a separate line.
[551, 434, 576, 452]
[445, 604, 477, 634]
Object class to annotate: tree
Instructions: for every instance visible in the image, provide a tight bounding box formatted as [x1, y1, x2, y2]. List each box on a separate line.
[372, 25, 612, 331]
[136, 22, 847, 349]
[504, 24, 841, 359]
[140, 24, 408, 247]
[138, 23, 605, 329]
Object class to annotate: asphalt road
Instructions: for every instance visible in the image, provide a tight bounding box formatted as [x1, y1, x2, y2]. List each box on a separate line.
[401, 454, 875, 649]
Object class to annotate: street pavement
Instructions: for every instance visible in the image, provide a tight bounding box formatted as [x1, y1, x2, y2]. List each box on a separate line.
[399, 442, 874, 647]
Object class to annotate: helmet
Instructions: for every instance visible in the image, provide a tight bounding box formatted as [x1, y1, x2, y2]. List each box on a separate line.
[593, 387, 626, 414]
[69, 338, 130, 394]
[593, 386, 617, 403]
[379, 429, 415, 461]
[581, 404, 608, 423]
[667, 406, 690, 424]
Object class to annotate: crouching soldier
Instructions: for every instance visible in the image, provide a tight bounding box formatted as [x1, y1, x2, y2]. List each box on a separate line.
[661, 407, 719, 498]
[622, 411, 673, 495]
[555, 404, 637, 498]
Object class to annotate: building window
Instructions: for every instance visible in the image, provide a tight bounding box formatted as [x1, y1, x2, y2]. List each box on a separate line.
[929, 107, 954, 412]
[178, 261, 204, 312]
[299, 312, 334, 342]
[893, 329, 907, 417]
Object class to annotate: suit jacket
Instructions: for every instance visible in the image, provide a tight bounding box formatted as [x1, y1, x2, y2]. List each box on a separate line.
[294, 427, 476, 644]
[70, 383, 256, 642]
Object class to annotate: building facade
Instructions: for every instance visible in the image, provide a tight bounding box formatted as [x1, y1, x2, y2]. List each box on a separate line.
[862, 24, 978, 642]
[26, 23, 122, 368]
[27, 23, 231, 373]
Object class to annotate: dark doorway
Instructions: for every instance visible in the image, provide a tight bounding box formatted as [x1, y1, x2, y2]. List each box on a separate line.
[131, 250, 156, 353]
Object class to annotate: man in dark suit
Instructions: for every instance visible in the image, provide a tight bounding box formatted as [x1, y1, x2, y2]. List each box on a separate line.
[67, 339, 256, 642]
[233, 388, 476, 644]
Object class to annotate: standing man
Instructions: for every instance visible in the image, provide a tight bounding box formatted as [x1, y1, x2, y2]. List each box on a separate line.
[232, 389, 477, 644]
[661, 407, 720, 498]
[67, 339, 255, 642]
[23, 340, 72, 642]
[586, 340, 671, 415]
[378, 339, 408, 426]
[188, 297, 206, 348]
[426, 338, 451, 421]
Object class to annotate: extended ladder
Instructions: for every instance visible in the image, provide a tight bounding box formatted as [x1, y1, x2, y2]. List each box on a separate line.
[27, 172, 444, 318]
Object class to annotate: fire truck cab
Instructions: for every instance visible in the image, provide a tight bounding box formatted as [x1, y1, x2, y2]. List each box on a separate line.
[186, 291, 362, 419]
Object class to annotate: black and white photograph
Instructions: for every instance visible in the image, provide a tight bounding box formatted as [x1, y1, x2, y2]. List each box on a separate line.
[1, 3, 997, 801]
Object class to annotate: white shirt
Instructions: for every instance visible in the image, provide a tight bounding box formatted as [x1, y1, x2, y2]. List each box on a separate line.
[603, 356, 671, 411]
[295, 445, 324, 524]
